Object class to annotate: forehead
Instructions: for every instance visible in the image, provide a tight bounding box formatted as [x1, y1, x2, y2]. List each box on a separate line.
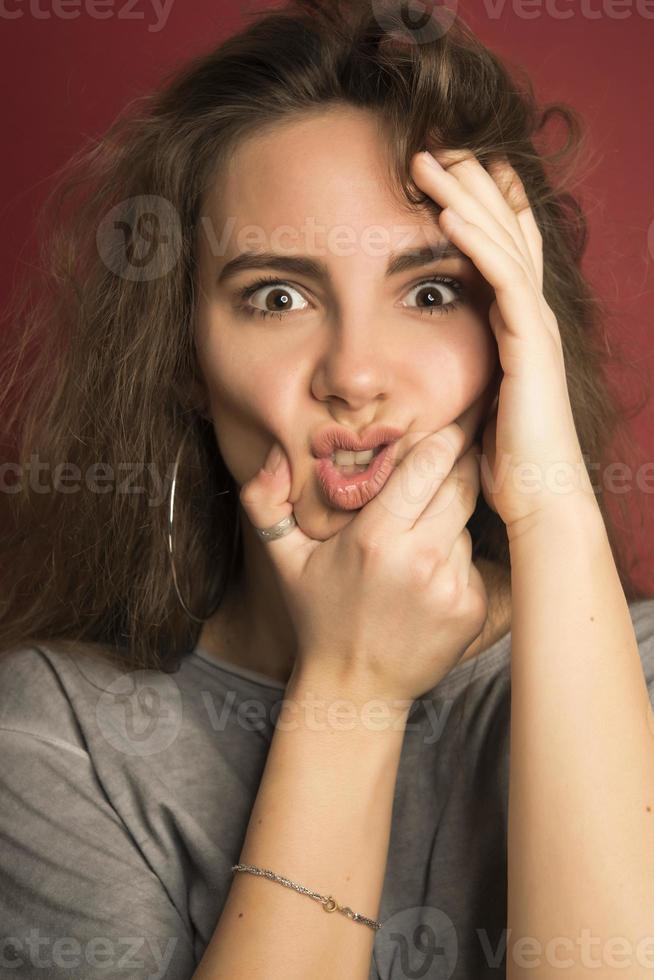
[202, 107, 441, 258]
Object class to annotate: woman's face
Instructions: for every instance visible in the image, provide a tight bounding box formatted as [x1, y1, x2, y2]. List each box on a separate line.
[195, 107, 499, 541]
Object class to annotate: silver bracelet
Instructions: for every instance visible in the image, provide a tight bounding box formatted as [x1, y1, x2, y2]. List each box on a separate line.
[231, 863, 383, 931]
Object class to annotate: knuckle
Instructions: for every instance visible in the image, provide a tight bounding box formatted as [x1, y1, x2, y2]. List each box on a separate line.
[239, 482, 258, 506]
[355, 533, 384, 561]
[465, 588, 490, 631]
[411, 554, 436, 589]
[429, 536, 450, 567]
[356, 533, 381, 555]
[432, 569, 461, 607]
[459, 526, 473, 550]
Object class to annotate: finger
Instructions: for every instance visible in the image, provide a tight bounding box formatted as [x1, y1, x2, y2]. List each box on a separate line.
[421, 150, 544, 292]
[359, 423, 467, 534]
[413, 151, 534, 282]
[238, 442, 310, 576]
[437, 211, 547, 345]
[411, 444, 480, 555]
[486, 158, 544, 290]
[429, 528, 483, 617]
[434, 149, 535, 272]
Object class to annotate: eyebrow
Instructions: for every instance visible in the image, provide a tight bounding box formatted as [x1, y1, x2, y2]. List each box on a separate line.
[216, 242, 471, 285]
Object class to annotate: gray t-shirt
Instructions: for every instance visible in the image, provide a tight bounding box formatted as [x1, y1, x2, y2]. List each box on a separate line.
[2, 597, 654, 980]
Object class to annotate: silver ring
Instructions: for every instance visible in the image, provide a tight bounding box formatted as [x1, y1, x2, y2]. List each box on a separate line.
[254, 513, 297, 542]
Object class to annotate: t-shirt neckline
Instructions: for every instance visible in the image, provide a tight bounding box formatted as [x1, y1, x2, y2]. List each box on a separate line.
[191, 627, 513, 696]
[192, 646, 287, 690]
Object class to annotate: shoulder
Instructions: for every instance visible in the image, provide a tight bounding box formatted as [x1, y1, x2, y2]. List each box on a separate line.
[0, 641, 190, 760]
[0, 644, 91, 754]
[0, 640, 267, 765]
[0, 644, 197, 975]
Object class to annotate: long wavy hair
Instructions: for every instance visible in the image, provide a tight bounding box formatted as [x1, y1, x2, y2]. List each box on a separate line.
[1, 0, 651, 674]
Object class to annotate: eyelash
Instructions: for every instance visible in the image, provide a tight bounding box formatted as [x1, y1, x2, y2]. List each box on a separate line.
[235, 274, 465, 320]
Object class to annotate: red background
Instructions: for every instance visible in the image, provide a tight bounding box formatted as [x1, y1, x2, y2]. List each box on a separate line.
[1, 0, 652, 591]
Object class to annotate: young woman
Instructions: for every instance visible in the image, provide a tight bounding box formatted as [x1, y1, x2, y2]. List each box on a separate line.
[1, 1, 653, 978]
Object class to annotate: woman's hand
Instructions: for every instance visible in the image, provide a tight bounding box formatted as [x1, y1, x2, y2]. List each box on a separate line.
[238, 426, 489, 704]
[411, 149, 594, 536]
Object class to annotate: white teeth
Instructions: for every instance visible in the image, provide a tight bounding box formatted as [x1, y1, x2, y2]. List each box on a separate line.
[331, 446, 382, 466]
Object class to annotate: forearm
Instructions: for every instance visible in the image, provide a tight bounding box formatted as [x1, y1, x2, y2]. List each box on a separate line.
[193, 666, 409, 980]
[506, 495, 654, 979]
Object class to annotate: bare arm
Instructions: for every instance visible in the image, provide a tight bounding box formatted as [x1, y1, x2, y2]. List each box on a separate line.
[192, 664, 411, 980]
[506, 496, 654, 979]
[203, 424, 486, 978]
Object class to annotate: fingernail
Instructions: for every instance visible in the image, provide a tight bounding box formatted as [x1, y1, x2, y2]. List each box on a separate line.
[263, 443, 284, 474]
[422, 151, 443, 170]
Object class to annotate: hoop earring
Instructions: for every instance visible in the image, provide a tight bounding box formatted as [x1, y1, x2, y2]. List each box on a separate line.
[166, 424, 241, 624]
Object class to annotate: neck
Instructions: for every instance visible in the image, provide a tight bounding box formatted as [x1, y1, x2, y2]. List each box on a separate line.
[198, 512, 299, 683]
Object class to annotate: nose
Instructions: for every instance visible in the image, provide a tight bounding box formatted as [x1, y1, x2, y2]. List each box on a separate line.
[310, 313, 394, 411]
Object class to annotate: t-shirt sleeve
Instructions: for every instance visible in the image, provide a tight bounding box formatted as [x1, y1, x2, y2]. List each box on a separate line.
[0, 648, 195, 979]
[634, 597, 654, 704]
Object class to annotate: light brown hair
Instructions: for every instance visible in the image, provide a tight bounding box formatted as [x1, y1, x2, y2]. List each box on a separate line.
[1, 0, 651, 673]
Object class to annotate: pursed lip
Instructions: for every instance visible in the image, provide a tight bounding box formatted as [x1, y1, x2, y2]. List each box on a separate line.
[315, 443, 397, 511]
[311, 424, 406, 459]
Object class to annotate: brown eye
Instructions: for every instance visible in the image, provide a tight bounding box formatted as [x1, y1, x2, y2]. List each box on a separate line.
[401, 277, 463, 313]
[247, 283, 309, 315]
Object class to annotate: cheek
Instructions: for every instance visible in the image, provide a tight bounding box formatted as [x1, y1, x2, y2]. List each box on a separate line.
[417, 314, 498, 415]
[200, 354, 302, 482]
[197, 312, 296, 417]
[209, 364, 289, 416]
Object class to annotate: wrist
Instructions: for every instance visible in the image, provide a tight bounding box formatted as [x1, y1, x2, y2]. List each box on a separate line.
[506, 488, 603, 548]
[284, 660, 413, 736]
